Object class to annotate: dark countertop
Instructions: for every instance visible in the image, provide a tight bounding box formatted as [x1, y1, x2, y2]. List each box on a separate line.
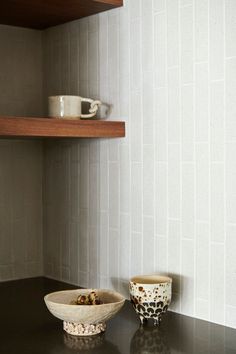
[0, 277, 236, 354]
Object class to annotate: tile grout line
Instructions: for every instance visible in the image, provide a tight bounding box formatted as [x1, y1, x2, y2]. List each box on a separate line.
[193, 0, 197, 318]
[207, 0, 211, 322]
[178, 0, 182, 314]
[223, 0, 226, 326]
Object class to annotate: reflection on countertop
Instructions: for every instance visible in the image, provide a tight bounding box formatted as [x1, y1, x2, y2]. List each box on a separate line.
[130, 325, 170, 354]
[0, 277, 235, 354]
[63, 332, 121, 353]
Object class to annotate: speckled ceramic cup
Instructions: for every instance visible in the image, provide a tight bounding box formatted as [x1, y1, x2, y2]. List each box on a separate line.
[129, 275, 172, 326]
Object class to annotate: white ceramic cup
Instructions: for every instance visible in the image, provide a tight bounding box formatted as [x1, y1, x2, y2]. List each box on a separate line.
[129, 275, 172, 326]
[48, 95, 101, 119]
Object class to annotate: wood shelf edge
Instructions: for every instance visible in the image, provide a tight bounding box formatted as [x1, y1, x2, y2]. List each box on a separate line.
[0, 116, 125, 138]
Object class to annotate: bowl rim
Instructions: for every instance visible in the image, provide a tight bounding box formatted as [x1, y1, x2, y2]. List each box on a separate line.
[130, 274, 172, 285]
[44, 288, 125, 307]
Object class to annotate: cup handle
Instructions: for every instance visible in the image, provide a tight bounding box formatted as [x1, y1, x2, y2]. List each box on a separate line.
[80, 98, 101, 118]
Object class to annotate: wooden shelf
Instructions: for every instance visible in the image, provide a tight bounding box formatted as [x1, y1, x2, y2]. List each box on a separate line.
[0, 116, 125, 138]
[0, 0, 123, 29]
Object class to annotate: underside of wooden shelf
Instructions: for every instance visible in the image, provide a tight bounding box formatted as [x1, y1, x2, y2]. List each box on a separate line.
[0, 116, 125, 138]
[0, 0, 123, 29]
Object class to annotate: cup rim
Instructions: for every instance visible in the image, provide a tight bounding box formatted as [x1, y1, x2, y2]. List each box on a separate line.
[130, 274, 172, 285]
[48, 95, 81, 99]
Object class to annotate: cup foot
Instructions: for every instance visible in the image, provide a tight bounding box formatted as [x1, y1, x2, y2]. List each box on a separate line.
[63, 321, 106, 336]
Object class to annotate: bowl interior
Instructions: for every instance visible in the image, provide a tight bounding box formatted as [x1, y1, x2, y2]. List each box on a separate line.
[45, 289, 125, 306]
[130, 275, 172, 285]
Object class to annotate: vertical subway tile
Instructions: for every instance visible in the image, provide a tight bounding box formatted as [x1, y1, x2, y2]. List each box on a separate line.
[143, 145, 155, 216]
[226, 225, 236, 307]
[182, 85, 194, 161]
[129, 0, 141, 20]
[79, 209, 89, 273]
[79, 19, 88, 82]
[108, 224, 120, 285]
[109, 140, 119, 162]
[119, 73, 130, 120]
[61, 224, 70, 268]
[119, 5, 129, 79]
[89, 163, 99, 227]
[12, 219, 27, 278]
[130, 19, 142, 91]
[59, 28, 70, 93]
[143, 71, 154, 145]
[79, 144, 89, 209]
[155, 88, 168, 162]
[168, 68, 180, 143]
[168, 219, 181, 293]
[153, 0, 165, 13]
[211, 163, 225, 243]
[156, 236, 168, 273]
[119, 10, 130, 121]
[225, 0, 236, 57]
[170, 293, 181, 313]
[100, 212, 109, 277]
[12, 219, 26, 264]
[196, 222, 210, 300]
[209, 0, 224, 80]
[100, 162, 109, 211]
[0, 207, 12, 264]
[88, 14, 99, 33]
[156, 162, 167, 235]
[109, 162, 120, 229]
[131, 162, 142, 233]
[120, 213, 131, 279]
[181, 239, 195, 316]
[143, 216, 155, 273]
[69, 222, 79, 284]
[195, 299, 210, 321]
[100, 140, 108, 163]
[182, 163, 195, 238]
[168, 144, 181, 219]
[195, 0, 209, 62]
[79, 271, 89, 288]
[166, 0, 179, 67]
[226, 58, 236, 141]
[181, 0, 193, 6]
[108, 14, 120, 119]
[154, 12, 167, 88]
[99, 12, 108, 87]
[130, 232, 143, 275]
[26, 208, 42, 262]
[226, 143, 236, 223]
[195, 63, 209, 142]
[210, 243, 225, 324]
[210, 81, 224, 162]
[196, 143, 209, 222]
[120, 144, 131, 214]
[131, 91, 142, 162]
[88, 31, 98, 84]
[70, 162, 79, 218]
[88, 139, 99, 164]
[89, 226, 98, 276]
[181, 5, 193, 84]
[141, 0, 153, 72]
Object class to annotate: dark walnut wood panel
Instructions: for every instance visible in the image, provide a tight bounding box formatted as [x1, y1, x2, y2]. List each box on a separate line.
[0, 0, 123, 29]
[0, 116, 125, 138]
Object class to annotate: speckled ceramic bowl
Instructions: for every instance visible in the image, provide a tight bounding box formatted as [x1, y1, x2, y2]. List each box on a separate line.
[44, 289, 125, 336]
[129, 275, 172, 325]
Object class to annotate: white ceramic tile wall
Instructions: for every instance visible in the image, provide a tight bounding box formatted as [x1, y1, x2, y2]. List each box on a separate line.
[0, 25, 44, 281]
[43, 0, 236, 328]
